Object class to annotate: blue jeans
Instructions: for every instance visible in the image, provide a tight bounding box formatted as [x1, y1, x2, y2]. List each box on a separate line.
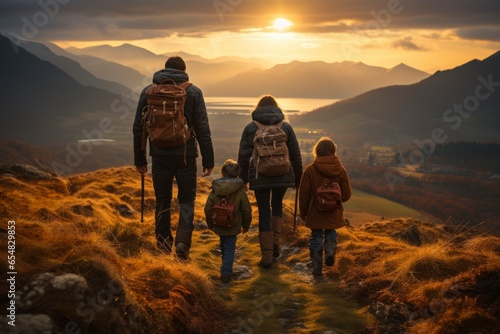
[152, 156, 197, 249]
[220, 235, 237, 276]
[254, 187, 288, 232]
[309, 229, 337, 253]
[309, 229, 337, 274]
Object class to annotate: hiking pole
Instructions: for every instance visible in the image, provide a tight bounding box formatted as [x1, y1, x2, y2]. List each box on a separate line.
[141, 172, 145, 223]
[293, 187, 299, 233]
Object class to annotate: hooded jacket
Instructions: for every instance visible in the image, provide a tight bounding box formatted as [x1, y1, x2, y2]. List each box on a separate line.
[133, 68, 214, 169]
[237, 106, 303, 190]
[204, 178, 252, 236]
[299, 155, 351, 229]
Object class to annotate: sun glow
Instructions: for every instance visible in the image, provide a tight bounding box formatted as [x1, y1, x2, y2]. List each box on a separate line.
[273, 18, 293, 30]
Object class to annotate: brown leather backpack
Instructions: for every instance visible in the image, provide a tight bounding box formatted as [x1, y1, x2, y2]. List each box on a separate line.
[252, 120, 291, 178]
[141, 79, 192, 150]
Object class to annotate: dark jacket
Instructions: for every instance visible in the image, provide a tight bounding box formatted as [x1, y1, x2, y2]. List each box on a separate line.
[133, 68, 214, 169]
[237, 106, 303, 190]
[204, 178, 252, 236]
[299, 155, 351, 229]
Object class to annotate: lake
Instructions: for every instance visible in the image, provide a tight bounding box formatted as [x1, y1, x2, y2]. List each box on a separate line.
[205, 97, 338, 116]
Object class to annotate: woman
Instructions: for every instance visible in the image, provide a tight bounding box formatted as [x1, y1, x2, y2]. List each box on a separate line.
[238, 95, 303, 268]
[298, 137, 351, 281]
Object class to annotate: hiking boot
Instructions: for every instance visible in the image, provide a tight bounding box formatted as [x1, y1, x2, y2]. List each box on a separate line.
[220, 274, 232, 284]
[258, 231, 273, 269]
[175, 242, 190, 262]
[324, 232, 337, 267]
[271, 216, 283, 258]
[313, 274, 327, 283]
[310, 249, 323, 277]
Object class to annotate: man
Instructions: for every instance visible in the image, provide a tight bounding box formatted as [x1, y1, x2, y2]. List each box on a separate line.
[133, 56, 214, 261]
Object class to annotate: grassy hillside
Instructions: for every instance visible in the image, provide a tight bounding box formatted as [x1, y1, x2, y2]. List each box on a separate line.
[283, 188, 433, 228]
[0, 166, 498, 333]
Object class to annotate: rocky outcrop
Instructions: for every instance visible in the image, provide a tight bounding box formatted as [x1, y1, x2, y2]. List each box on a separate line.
[392, 225, 422, 246]
[1, 272, 143, 334]
[0, 164, 54, 180]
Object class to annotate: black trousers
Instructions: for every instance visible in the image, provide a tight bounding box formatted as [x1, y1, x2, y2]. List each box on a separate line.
[254, 187, 288, 232]
[152, 156, 197, 248]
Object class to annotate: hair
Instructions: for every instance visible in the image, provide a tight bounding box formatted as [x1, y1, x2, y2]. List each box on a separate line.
[313, 137, 337, 157]
[221, 159, 241, 178]
[255, 95, 278, 109]
[165, 56, 186, 71]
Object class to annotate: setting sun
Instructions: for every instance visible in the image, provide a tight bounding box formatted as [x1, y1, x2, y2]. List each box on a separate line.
[273, 18, 293, 30]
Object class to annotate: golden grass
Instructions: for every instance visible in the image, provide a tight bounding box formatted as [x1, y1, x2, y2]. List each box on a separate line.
[408, 298, 498, 334]
[1, 166, 499, 333]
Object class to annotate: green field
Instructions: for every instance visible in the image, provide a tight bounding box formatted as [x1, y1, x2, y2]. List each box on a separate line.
[283, 187, 432, 227]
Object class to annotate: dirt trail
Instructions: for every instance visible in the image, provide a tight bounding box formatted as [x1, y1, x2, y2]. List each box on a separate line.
[189, 227, 373, 334]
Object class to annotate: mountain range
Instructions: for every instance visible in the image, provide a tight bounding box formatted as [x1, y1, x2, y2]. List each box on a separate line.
[66, 43, 268, 90]
[0, 35, 129, 145]
[0, 33, 499, 173]
[291, 51, 500, 144]
[205, 60, 429, 98]
[65, 43, 429, 99]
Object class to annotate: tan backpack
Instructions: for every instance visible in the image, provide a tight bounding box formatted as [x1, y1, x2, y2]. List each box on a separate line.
[252, 120, 291, 178]
[141, 79, 192, 150]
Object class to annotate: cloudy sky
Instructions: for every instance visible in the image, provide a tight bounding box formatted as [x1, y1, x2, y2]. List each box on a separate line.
[1, 0, 500, 72]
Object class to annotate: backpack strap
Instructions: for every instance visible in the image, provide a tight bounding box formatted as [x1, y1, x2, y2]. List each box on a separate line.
[178, 81, 192, 90]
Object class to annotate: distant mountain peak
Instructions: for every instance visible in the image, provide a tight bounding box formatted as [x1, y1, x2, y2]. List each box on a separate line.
[486, 50, 500, 60]
[387, 63, 429, 76]
[392, 63, 411, 69]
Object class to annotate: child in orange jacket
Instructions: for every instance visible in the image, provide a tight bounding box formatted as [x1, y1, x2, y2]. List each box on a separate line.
[298, 137, 352, 282]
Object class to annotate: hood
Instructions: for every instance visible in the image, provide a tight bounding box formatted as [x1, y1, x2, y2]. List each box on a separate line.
[212, 178, 244, 196]
[251, 106, 285, 125]
[152, 68, 189, 85]
[313, 155, 343, 178]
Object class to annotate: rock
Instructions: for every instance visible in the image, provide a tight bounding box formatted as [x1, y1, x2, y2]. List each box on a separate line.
[392, 225, 422, 246]
[233, 265, 254, 280]
[114, 203, 135, 217]
[0, 164, 54, 180]
[369, 301, 388, 322]
[194, 220, 209, 230]
[200, 231, 214, 240]
[280, 245, 302, 258]
[14, 272, 143, 333]
[0, 314, 55, 334]
[17, 273, 88, 309]
[291, 262, 311, 275]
